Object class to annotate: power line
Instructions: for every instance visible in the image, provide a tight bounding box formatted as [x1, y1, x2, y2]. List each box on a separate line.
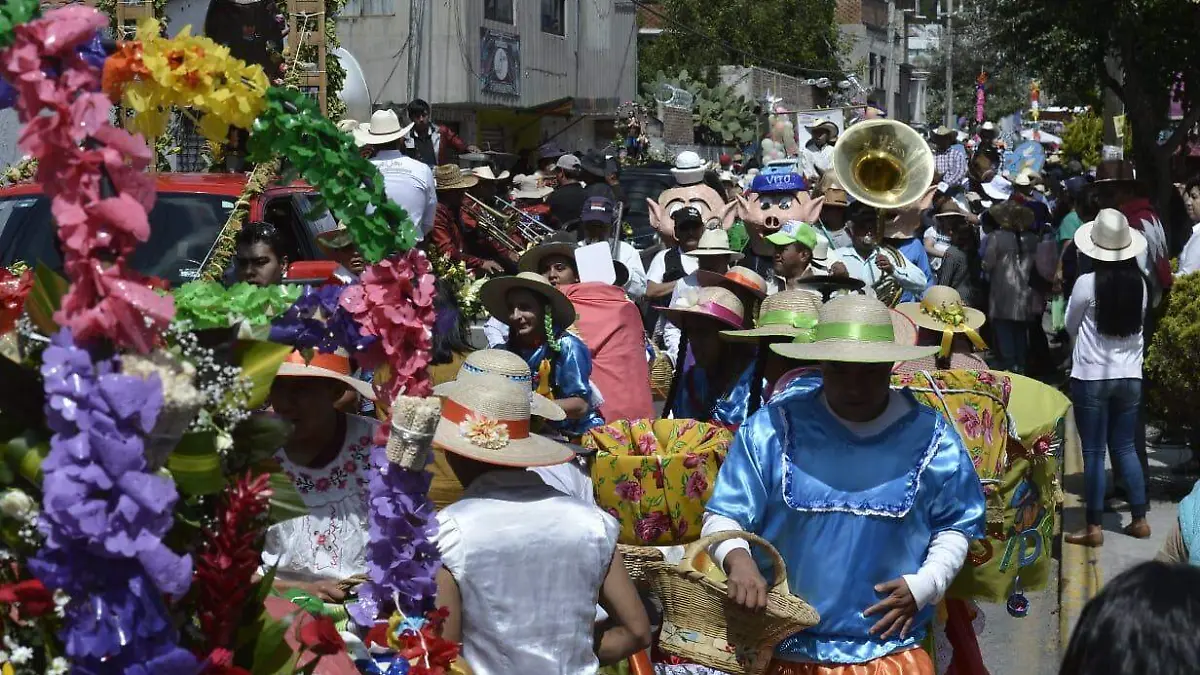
[630, 0, 848, 77]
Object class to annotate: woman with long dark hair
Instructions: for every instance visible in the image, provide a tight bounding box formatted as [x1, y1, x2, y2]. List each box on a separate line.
[429, 278, 475, 386]
[1064, 208, 1150, 547]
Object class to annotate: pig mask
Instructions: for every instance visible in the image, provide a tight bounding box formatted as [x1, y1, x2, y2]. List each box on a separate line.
[648, 183, 738, 241]
[737, 173, 824, 255]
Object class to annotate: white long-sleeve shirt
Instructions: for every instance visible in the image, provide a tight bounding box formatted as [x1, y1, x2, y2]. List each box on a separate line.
[1177, 224, 1200, 277]
[834, 245, 928, 298]
[1065, 272, 1145, 381]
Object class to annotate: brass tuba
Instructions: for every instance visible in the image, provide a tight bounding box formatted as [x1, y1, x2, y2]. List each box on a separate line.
[832, 120, 935, 306]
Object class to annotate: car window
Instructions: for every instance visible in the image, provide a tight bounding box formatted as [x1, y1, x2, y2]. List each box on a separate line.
[0, 192, 234, 286]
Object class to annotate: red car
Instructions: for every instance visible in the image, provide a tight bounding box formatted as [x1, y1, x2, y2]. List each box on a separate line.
[0, 173, 335, 286]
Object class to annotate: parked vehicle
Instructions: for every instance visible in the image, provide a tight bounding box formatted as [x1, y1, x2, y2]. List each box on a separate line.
[0, 173, 335, 286]
[618, 163, 673, 250]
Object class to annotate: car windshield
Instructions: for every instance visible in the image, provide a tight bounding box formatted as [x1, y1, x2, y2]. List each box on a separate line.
[0, 192, 235, 286]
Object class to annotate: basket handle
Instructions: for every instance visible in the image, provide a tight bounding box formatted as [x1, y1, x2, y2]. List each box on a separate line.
[678, 529, 790, 593]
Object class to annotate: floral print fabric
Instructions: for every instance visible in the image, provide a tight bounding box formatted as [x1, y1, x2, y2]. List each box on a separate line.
[584, 419, 731, 546]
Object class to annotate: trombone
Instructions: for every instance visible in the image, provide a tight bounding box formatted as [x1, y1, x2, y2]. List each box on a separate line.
[462, 193, 526, 255]
[493, 195, 556, 242]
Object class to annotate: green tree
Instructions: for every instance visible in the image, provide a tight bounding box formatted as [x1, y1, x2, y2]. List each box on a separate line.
[922, 13, 1030, 126]
[637, 0, 841, 87]
[983, 0, 1200, 214]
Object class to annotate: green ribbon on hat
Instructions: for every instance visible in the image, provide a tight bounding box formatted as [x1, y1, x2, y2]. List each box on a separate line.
[757, 310, 818, 330]
[812, 321, 895, 343]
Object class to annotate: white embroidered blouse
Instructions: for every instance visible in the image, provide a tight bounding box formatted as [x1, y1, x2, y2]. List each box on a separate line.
[261, 413, 380, 582]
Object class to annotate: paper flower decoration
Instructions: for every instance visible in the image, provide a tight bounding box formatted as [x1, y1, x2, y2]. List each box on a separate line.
[173, 281, 300, 330]
[248, 87, 419, 263]
[104, 19, 270, 143]
[0, 266, 32, 334]
[269, 283, 376, 356]
[458, 414, 509, 450]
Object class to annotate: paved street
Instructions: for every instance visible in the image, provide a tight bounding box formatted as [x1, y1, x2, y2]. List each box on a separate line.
[978, 559, 1060, 674]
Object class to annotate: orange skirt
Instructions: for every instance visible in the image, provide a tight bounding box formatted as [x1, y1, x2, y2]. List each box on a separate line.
[768, 648, 934, 675]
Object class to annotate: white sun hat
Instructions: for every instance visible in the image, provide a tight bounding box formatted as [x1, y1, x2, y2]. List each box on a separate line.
[1073, 208, 1147, 263]
[434, 374, 575, 467]
[352, 109, 414, 146]
[672, 150, 707, 185]
[432, 349, 566, 421]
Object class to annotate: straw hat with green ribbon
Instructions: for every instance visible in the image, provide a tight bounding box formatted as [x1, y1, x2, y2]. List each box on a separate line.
[895, 286, 987, 357]
[771, 295, 938, 363]
[720, 290, 821, 342]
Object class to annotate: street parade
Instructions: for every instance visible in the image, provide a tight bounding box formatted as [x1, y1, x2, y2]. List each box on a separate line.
[0, 0, 1198, 673]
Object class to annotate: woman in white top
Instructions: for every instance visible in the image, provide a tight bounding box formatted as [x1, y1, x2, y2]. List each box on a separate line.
[432, 375, 650, 674]
[1064, 209, 1151, 548]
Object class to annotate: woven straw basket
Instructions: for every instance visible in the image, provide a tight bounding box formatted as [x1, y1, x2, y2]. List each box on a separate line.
[648, 343, 674, 400]
[648, 531, 819, 675]
[619, 544, 667, 588]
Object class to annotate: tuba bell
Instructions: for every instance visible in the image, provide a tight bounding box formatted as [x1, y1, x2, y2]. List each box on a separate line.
[831, 120, 935, 307]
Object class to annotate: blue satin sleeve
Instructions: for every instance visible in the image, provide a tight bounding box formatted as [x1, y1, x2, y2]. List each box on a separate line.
[704, 409, 777, 533]
[553, 334, 593, 400]
[926, 426, 988, 540]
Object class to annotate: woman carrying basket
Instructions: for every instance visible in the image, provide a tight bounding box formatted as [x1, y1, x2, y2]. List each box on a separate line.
[702, 295, 986, 674]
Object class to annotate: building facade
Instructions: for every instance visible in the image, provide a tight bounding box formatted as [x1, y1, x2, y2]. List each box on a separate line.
[337, 0, 638, 155]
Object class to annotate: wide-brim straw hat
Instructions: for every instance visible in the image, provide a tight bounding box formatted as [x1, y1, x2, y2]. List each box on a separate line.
[890, 309, 919, 347]
[432, 349, 565, 421]
[896, 286, 986, 334]
[806, 119, 839, 138]
[771, 295, 936, 363]
[480, 271, 577, 329]
[696, 266, 768, 300]
[473, 165, 511, 181]
[688, 228, 742, 260]
[352, 109, 414, 147]
[659, 286, 746, 331]
[517, 241, 577, 275]
[434, 164, 479, 191]
[988, 200, 1034, 231]
[1074, 208, 1147, 262]
[721, 290, 821, 342]
[276, 350, 376, 401]
[433, 374, 575, 467]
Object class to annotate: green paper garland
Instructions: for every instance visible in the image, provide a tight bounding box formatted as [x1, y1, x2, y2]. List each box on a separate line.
[247, 87, 418, 263]
[173, 281, 301, 330]
[0, 0, 39, 49]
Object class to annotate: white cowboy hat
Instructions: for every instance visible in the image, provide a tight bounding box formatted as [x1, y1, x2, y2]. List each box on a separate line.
[1074, 208, 1147, 263]
[473, 165, 511, 181]
[671, 150, 706, 185]
[480, 271, 577, 330]
[432, 349, 565, 421]
[811, 236, 832, 266]
[981, 176, 1012, 201]
[275, 350, 376, 401]
[511, 174, 552, 200]
[433, 374, 575, 468]
[352, 109, 414, 146]
[687, 228, 742, 260]
[771, 295, 937, 363]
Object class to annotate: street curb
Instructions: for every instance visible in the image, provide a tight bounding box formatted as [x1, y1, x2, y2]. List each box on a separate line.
[1058, 409, 1101, 653]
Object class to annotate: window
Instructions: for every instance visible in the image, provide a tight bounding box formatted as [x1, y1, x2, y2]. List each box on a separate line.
[342, 0, 395, 17]
[541, 0, 565, 35]
[484, 0, 514, 24]
[868, 53, 877, 87]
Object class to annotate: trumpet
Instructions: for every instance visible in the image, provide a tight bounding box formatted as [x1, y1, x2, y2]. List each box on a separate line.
[493, 195, 556, 242]
[461, 193, 549, 257]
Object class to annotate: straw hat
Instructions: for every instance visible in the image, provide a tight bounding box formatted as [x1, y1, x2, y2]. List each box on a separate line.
[276, 350, 376, 400]
[890, 309, 919, 347]
[517, 240, 577, 275]
[473, 165, 511, 181]
[771, 295, 937, 363]
[1074, 208, 1146, 262]
[480, 271, 577, 329]
[659, 286, 746, 331]
[805, 119, 839, 139]
[432, 349, 565, 421]
[688, 229, 742, 260]
[696, 266, 768, 300]
[988, 200, 1034, 232]
[720, 290, 822, 342]
[815, 171, 848, 207]
[434, 164, 479, 191]
[511, 174, 552, 200]
[433, 374, 575, 467]
[897, 286, 985, 334]
[932, 125, 956, 139]
[352, 109, 414, 146]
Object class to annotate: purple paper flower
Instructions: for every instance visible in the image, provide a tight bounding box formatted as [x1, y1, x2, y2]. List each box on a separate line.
[0, 31, 106, 111]
[31, 330, 196, 673]
[269, 284, 377, 355]
[349, 445, 440, 626]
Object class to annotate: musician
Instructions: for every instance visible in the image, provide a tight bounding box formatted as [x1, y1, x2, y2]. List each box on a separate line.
[510, 174, 553, 227]
[353, 109, 437, 239]
[830, 202, 927, 306]
[767, 220, 829, 293]
[429, 165, 507, 276]
[547, 155, 588, 230]
[579, 196, 647, 299]
[402, 98, 473, 167]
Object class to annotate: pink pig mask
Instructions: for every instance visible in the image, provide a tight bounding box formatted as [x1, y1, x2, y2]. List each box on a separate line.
[737, 188, 824, 257]
[647, 184, 738, 241]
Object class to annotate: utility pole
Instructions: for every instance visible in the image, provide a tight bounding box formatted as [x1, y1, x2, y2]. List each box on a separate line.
[944, 0, 954, 128]
[886, 0, 897, 115]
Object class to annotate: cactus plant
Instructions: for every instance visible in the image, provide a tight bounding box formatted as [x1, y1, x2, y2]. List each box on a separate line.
[640, 70, 757, 147]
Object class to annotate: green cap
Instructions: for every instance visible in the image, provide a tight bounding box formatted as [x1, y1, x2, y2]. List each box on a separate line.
[766, 220, 819, 249]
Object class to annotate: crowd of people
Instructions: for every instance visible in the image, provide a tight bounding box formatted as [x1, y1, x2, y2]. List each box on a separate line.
[226, 97, 1200, 674]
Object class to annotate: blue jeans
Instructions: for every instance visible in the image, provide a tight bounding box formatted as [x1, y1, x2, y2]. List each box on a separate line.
[992, 319, 1028, 373]
[1071, 378, 1148, 526]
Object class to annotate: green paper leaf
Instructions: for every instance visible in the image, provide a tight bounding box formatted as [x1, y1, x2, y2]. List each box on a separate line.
[231, 413, 293, 467]
[26, 264, 68, 335]
[4, 432, 47, 487]
[167, 432, 226, 495]
[266, 470, 309, 525]
[250, 610, 294, 675]
[234, 340, 293, 409]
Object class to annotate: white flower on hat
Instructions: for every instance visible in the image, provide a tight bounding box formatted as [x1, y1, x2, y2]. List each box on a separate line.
[459, 413, 510, 450]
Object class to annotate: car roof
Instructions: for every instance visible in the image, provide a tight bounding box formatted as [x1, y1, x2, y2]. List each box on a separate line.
[0, 172, 308, 198]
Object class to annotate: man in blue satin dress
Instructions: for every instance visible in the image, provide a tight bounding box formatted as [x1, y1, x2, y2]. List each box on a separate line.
[702, 295, 986, 674]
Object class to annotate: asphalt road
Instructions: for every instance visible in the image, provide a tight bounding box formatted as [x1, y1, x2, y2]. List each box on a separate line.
[976, 558, 1061, 674]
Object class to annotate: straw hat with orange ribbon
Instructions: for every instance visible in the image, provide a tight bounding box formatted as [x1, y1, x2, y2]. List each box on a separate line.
[434, 373, 575, 467]
[275, 349, 376, 400]
[720, 290, 821, 343]
[659, 286, 746, 331]
[696, 265, 768, 300]
[432, 349, 565, 421]
[772, 295, 937, 363]
[895, 286, 987, 357]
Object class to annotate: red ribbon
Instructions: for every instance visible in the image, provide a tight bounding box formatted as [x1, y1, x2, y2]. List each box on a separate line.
[440, 398, 531, 440]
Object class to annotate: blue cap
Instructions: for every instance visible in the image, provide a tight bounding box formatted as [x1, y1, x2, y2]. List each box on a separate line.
[750, 172, 808, 194]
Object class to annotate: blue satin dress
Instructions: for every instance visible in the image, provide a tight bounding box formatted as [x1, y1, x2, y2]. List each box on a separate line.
[670, 365, 715, 422]
[705, 387, 986, 665]
[505, 333, 604, 437]
[711, 361, 767, 428]
[768, 369, 824, 405]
